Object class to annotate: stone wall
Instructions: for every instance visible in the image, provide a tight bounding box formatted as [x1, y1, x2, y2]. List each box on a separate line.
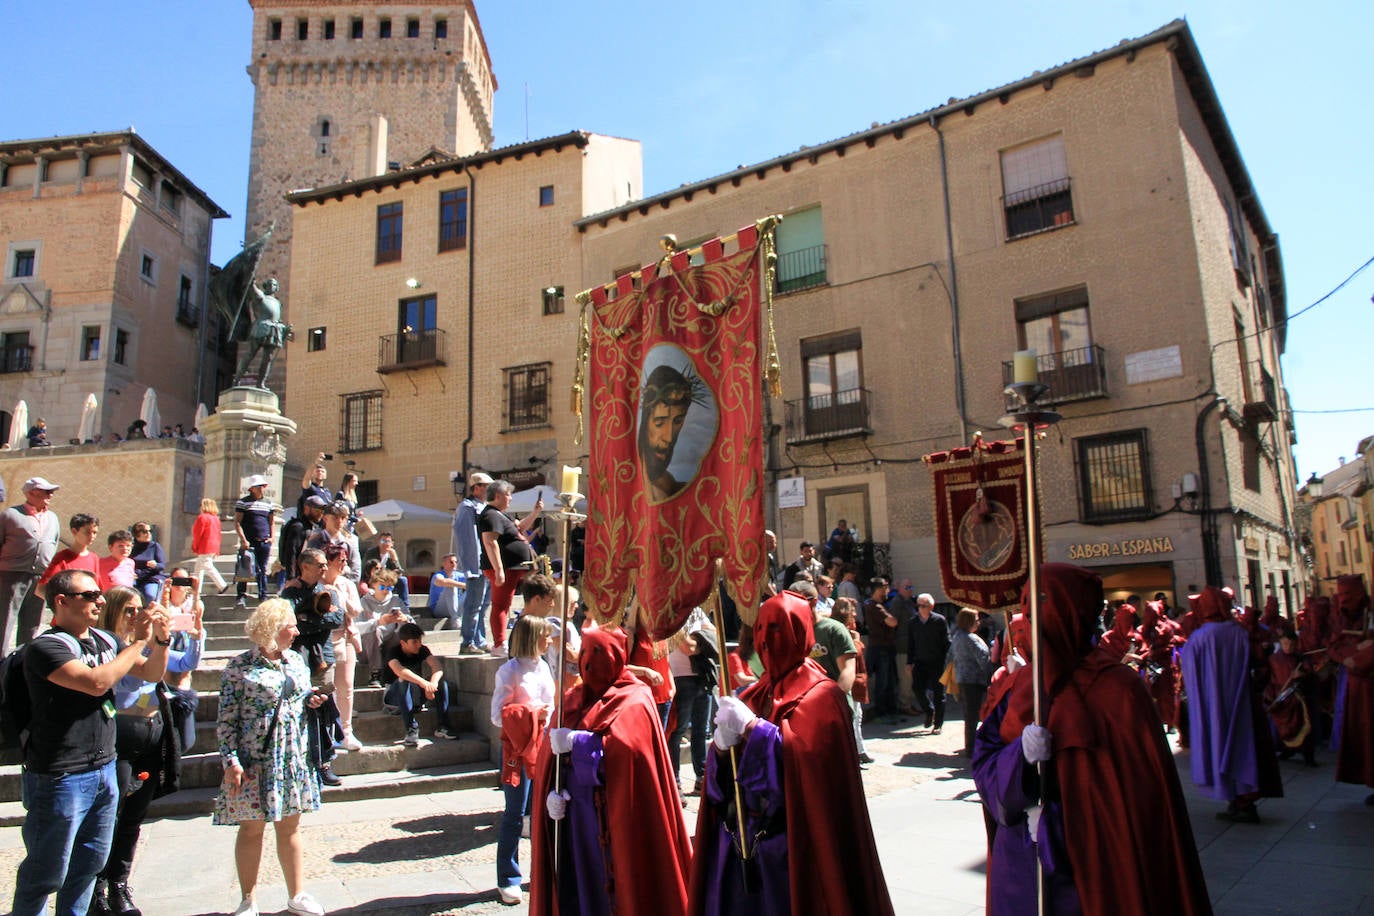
[0, 439, 205, 562]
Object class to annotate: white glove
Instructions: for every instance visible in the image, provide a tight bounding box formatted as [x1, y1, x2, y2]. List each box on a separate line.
[712, 695, 757, 751]
[546, 789, 570, 821]
[549, 727, 574, 755]
[1021, 724, 1052, 764]
[1025, 803, 1043, 842]
[1005, 651, 1025, 673]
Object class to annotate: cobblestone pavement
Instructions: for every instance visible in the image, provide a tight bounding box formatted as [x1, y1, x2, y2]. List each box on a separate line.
[0, 700, 969, 915]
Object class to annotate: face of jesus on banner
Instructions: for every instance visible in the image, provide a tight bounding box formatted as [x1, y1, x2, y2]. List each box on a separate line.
[637, 345, 717, 504]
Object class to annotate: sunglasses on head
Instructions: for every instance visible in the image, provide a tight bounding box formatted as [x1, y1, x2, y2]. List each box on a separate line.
[61, 590, 104, 602]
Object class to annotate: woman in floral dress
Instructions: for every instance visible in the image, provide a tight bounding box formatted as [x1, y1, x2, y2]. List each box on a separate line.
[214, 598, 327, 916]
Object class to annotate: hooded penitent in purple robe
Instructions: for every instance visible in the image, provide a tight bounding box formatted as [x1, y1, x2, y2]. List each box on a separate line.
[1177, 587, 1282, 803]
[974, 565, 1210, 916]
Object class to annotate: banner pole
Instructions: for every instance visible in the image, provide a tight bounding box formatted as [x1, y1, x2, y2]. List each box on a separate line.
[551, 486, 586, 889]
[707, 558, 754, 890]
[1001, 382, 1059, 916]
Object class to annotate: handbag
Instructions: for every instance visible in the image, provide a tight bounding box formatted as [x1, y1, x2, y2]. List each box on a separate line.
[234, 549, 257, 583]
[939, 660, 960, 698]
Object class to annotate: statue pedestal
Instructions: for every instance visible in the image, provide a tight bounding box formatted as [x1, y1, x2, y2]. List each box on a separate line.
[201, 387, 297, 513]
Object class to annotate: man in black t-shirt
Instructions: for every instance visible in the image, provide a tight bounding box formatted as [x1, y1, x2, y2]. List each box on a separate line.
[14, 569, 169, 916]
[383, 622, 454, 745]
[477, 480, 541, 657]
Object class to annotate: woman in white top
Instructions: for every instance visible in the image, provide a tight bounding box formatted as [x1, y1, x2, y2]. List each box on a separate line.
[321, 543, 364, 751]
[490, 613, 555, 906]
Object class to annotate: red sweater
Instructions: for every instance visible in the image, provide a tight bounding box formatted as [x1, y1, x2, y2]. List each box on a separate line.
[192, 512, 221, 555]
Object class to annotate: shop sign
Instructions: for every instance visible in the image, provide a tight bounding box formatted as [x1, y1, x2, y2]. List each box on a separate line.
[1067, 536, 1175, 561]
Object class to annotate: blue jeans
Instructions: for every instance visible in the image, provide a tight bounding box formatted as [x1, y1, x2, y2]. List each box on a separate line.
[460, 574, 490, 648]
[13, 760, 119, 916]
[497, 750, 531, 889]
[237, 540, 271, 600]
[669, 675, 714, 785]
[384, 679, 450, 729]
[866, 645, 897, 716]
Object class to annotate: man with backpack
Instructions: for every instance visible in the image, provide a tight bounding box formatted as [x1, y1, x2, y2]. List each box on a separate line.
[9, 568, 171, 916]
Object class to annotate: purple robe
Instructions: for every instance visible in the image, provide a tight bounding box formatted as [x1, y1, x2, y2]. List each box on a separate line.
[972, 696, 1082, 916]
[1330, 666, 1347, 752]
[697, 720, 791, 915]
[557, 730, 612, 916]
[1178, 620, 1264, 800]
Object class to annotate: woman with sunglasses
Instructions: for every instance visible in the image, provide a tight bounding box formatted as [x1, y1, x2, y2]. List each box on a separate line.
[128, 522, 167, 607]
[90, 587, 184, 916]
[320, 544, 364, 752]
[358, 567, 411, 688]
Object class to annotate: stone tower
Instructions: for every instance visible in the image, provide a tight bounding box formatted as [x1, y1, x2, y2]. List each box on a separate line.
[242, 0, 496, 393]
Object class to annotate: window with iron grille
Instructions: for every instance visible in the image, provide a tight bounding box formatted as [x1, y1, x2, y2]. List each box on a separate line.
[1077, 430, 1152, 523]
[340, 390, 383, 453]
[503, 363, 551, 431]
[435, 18, 448, 38]
[438, 188, 467, 252]
[376, 202, 402, 264]
[1001, 136, 1074, 239]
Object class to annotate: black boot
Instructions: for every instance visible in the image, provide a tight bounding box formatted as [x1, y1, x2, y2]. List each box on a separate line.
[90, 878, 113, 916]
[108, 881, 143, 916]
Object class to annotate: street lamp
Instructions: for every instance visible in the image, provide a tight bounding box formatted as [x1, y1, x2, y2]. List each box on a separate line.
[1305, 472, 1324, 500]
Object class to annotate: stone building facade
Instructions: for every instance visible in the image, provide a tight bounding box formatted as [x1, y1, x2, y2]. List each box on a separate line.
[0, 130, 227, 446]
[278, 19, 1304, 610]
[1300, 452, 1372, 594]
[281, 132, 640, 546]
[243, 0, 496, 395]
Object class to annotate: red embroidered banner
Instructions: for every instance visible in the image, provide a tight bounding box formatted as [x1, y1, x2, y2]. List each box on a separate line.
[925, 437, 1029, 612]
[581, 227, 769, 638]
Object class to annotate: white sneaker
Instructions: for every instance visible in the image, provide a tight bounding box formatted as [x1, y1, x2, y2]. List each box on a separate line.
[521, 814, 531, 838]
[492, 644, 508, 658]
[496, 885, 523, 906]
[232, 898, 258, 916]
[340, 731, 363, 752]
[286, 891, 326, 915]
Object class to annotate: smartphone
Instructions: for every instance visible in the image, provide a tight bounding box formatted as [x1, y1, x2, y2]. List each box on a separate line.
[321, 453, 335, 461]
[168, 613, 195, 632]
[170, 576, 195, 588]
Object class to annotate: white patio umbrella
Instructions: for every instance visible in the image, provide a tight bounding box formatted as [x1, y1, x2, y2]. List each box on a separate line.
[77, 394, 99, 443]
[139, 387, 161, 436]
[193, 402, 209, 432]
[7, 400, 28, 450]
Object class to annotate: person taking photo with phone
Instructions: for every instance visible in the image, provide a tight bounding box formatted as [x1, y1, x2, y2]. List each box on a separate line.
[90, 586, 192, 916]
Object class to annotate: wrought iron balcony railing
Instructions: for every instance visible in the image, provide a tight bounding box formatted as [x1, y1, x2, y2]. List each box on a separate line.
[1003, 177, 1075, 239]
[0, 345, 34, 374]
[784, 387, 872, 443]
[775, 243, 828, 293]
[1000, 344, 1107, 410]
[378, 328, 446, 373]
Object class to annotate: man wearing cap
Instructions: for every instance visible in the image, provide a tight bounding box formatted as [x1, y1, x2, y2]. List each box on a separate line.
[451, 471, 494, 654]
[0, 477, 63, 656]
[279, 494, 326, 582]
[233, 475, 277, 608]
[0, 477, 63, 655]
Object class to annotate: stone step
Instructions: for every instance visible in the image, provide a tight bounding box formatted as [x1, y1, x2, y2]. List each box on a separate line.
[0, 732, 490, 802]
[191, 701, 476, 748]
[192, 630, 469, 690]
[0, 759, 499, 827]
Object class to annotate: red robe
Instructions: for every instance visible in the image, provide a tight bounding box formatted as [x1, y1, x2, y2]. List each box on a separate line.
[530, 627, 690, 916]
[689, 591, 893, 916]
[1329, 575, 1374, 789]
[1137, 601, 1181, 728]
[1094, 604, 1138, 663]
[980, 565, 1211, 916]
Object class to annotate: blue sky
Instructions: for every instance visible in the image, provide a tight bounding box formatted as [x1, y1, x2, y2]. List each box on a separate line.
[6, 1, 1371, 480]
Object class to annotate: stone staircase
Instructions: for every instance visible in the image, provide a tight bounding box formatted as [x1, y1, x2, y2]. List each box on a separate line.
[0, 584, 506, 826]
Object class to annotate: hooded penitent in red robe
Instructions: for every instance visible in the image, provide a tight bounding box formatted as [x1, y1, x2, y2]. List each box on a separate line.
[1137, 600, 1181, 728]
[529, 626, 690, 916]
[688, 591, 894, 916]
[1329, 575, 1374, 791]
[973, 565, 1211, 916]
[1094, 604, 1139, 663]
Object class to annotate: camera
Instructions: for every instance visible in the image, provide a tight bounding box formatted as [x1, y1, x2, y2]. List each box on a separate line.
[321, 453, 334, 461]
[170, 576, 195, 587]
